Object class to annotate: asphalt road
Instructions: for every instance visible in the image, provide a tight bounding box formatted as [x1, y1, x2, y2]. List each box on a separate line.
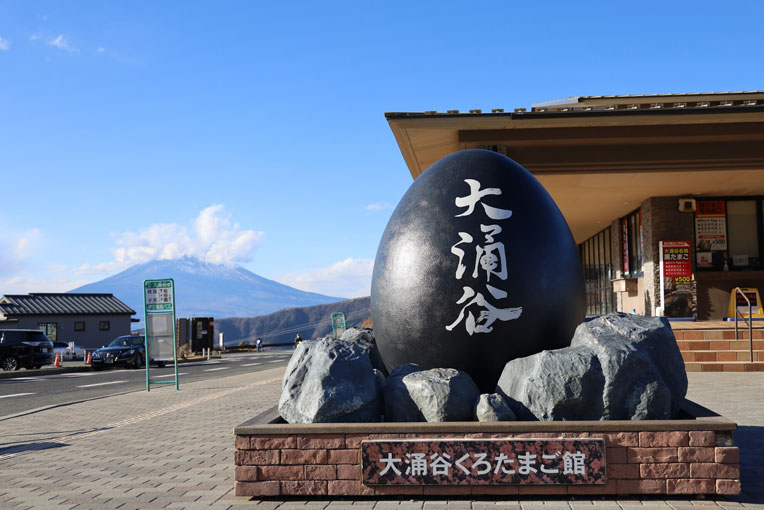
[0, 350, 293, 420]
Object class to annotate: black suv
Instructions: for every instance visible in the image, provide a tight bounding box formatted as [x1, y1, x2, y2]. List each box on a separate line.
[0, 329, 55, 371]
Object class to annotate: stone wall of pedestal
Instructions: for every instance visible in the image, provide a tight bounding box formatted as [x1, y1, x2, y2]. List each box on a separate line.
[233, 405, 741, 498]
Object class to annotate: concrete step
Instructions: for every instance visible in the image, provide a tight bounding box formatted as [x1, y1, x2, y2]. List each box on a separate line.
[676, 339, 764, 351]
[684, 361, 764, 372]
[681, 350, 763, 362]
[674, 330, 764, 341]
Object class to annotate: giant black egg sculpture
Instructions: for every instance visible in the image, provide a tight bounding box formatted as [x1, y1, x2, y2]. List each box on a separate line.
[371, 150, 585, 392]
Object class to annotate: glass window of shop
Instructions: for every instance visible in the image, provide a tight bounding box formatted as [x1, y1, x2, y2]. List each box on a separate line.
[695, 198, 763, 271]
[38, 322, 58, 341]
[579, 227, 616, 316]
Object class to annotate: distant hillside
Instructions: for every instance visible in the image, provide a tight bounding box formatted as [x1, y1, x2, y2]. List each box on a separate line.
[70, 257, 344, 321]
[217, 296, 370, 347]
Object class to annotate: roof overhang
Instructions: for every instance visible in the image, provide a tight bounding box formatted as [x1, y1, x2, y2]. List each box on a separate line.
[387, 98, 764, 243]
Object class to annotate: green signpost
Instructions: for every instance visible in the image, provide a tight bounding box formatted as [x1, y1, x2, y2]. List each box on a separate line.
[331, 312, 346, 339]
[143, 279, 179, 391]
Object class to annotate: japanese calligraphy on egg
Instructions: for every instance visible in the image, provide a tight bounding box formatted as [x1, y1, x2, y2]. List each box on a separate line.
[362, 439, 606, 486]
[446, 179, 522, 335]
[370, 150, 586, 392]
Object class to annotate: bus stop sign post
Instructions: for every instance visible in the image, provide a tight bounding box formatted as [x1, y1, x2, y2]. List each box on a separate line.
[331, 312, 346, 339]
[143, 279, 179, 391]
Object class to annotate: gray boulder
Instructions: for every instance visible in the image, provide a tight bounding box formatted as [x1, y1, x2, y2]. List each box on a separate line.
[571, 313, 688, 418]
[475, 393, 516, 422]
[383, 365, 480, 422]
[496, 312, 688, 421]
[497, 346, 605, 421]
[278, 338, 381, 423]
[381, 364, 425, 422]
[340, 328, 387, 375]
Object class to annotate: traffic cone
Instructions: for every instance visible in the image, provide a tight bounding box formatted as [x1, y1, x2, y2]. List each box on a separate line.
[54, 353, 61, 367]
[86, 352, 92, 364]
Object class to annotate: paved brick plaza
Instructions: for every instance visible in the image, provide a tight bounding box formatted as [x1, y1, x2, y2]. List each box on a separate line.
[0, 365, 762, 509]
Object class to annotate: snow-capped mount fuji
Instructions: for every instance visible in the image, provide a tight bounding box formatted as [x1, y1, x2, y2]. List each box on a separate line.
[69, 257, 345, 320]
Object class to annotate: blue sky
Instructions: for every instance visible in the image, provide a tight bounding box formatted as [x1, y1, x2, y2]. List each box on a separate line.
[1, 0, 763, 299]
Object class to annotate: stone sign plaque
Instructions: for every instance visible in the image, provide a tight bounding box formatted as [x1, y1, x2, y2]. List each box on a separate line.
[362, 438, 606, 486]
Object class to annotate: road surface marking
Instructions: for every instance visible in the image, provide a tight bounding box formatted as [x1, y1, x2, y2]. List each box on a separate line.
[77, 381, 126, 388]
[154, 372, 188, 378]
[203, 367, 229, 372]
[268, 360, 283, 363]
[1, 377, 46, 381]
[240, 363, 262, 367]
[0, 393, 35, 399]
[0, 374, 283, 461]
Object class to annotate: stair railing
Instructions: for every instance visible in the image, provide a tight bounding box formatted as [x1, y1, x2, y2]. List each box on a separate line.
[732, 287, 754, 362]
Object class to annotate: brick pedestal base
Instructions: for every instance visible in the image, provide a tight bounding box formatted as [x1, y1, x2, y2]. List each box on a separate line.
[234, 402, 740, 497]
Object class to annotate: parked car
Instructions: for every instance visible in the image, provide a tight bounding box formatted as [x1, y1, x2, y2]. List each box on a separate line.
[0, 329, 55, 371]
[90, 335, 167, 371]
[52, 341, 86, 361]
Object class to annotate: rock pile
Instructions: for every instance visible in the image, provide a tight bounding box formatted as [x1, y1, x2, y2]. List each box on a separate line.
[277, 315, 688, 423]
[496, 313, 688, 420]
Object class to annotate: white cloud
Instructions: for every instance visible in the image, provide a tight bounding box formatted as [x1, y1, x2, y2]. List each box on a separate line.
[94, 46, 142, 66]
[0, 36, 10, 51]
[0, 207, 255, 295]
[0, 274, 92, 295]
[29, 34, 40, 41]
[276, 258, 373, 299]
[73, 260, 124, 276]
[48, 34, 74, 51]
[364, 202, 392, 213]
[74, 205, 264, 276]
[0, 227, 88, 294]
[0, 227, 41, 278]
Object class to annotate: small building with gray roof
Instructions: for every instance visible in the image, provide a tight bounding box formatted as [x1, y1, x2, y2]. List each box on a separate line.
[0, 293, 137, 349]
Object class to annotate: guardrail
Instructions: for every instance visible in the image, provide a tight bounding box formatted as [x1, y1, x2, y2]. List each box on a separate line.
[733, 287, 754, 362]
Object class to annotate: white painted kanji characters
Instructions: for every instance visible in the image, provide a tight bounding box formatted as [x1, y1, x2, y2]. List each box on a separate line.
[379, 452, 402, 476]
[376, 447, 590, 481]
[562, 451, 586, 475]
[429, 453, 452, 476]
[450, 232, 474, 280]
[406, 453, 428, 476]
[455, 179, 513, 220]
[445, 286, 522, 335]
[473, 225, 508, 283]
[447, 178, 522, 335]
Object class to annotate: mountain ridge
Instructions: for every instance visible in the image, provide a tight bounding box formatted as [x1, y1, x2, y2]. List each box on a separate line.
[216, 296, 371, 347]
[70, 257, 345, 320]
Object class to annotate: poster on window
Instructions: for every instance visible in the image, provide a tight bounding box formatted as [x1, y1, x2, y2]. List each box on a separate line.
[695, 201, 727, 270]
[660, 240, 694, 318]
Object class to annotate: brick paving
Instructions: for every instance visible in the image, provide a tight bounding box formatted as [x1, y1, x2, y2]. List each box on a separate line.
[0, 367, 284, 510]
[0, 367, 762, 509]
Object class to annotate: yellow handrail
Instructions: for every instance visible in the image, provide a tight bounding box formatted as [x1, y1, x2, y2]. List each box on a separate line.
[732, 287, 754, 363]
